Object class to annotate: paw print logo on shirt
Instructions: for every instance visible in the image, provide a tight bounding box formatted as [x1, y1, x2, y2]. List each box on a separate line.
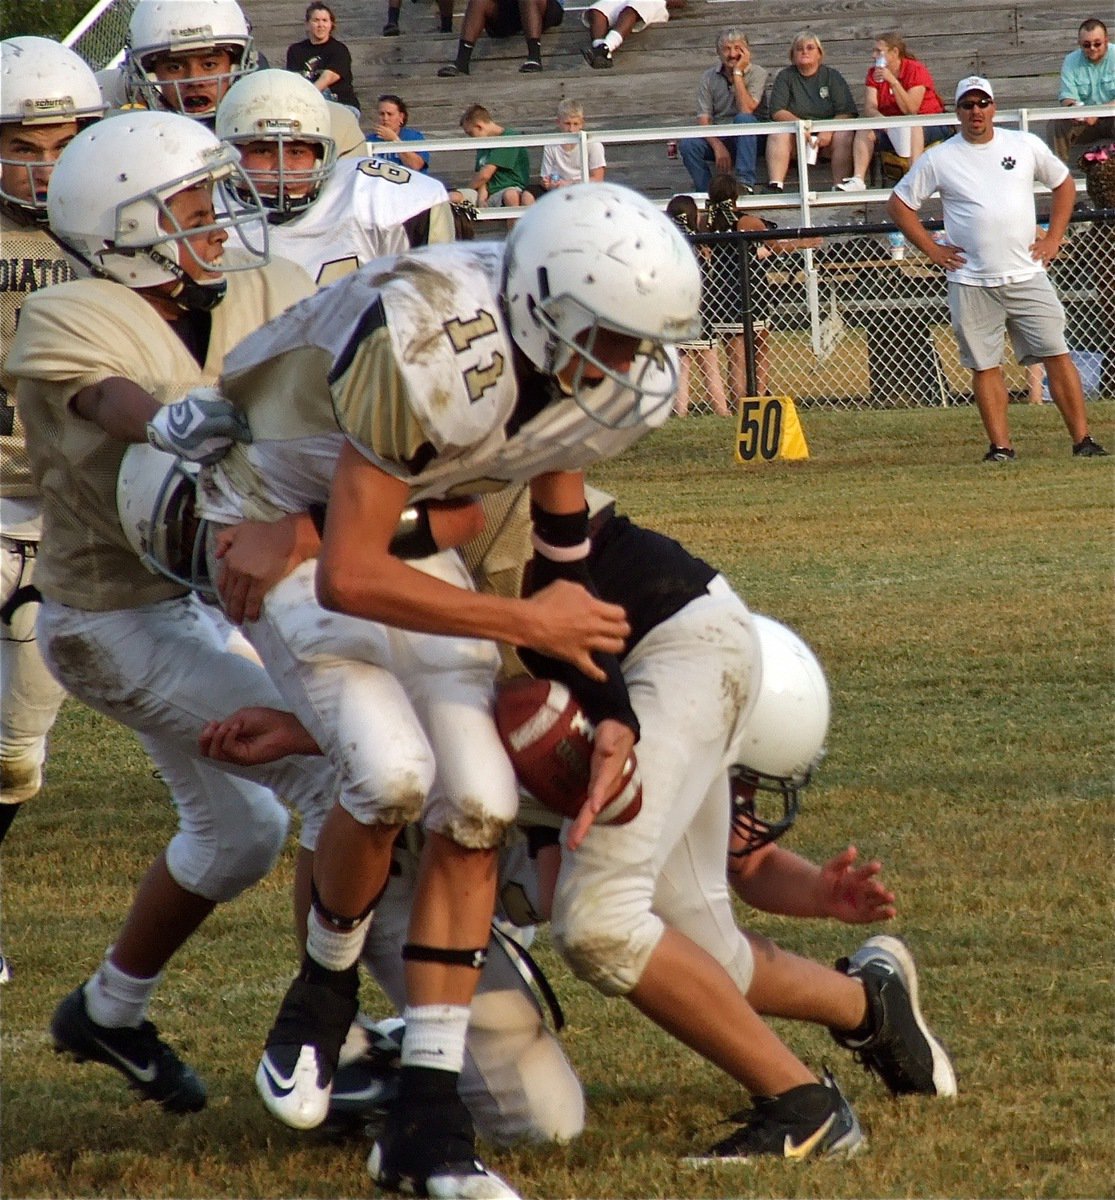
[1001, 156, 1016, 170]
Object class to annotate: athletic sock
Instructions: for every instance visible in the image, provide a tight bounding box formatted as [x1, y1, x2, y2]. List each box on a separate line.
[305, 907, 373, 973]
[603, 30, 624, 53]
[525, 37, 542, 63]
[400, 1003, 470, 1074]
[455, 40, 475, 71]
[83, 952, 160, 1028]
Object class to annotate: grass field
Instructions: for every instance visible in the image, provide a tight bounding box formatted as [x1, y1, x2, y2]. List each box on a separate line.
[2, 402, 1113, 1199]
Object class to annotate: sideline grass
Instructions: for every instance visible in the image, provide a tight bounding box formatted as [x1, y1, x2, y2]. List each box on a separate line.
[2, 402, 1112, 1199]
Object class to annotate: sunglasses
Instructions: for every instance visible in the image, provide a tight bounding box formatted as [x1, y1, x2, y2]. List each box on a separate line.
[958, 98, 993, 110]
[1080, 40, 1105, 48]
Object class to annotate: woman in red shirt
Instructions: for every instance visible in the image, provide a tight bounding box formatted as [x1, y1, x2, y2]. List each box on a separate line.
[836, 32, 949, 190]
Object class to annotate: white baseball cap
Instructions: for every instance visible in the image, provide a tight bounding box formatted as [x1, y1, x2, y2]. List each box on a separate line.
[955, 75, 994, 104]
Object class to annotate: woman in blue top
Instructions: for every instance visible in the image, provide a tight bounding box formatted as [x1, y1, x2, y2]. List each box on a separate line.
[369, 94, 430, 173]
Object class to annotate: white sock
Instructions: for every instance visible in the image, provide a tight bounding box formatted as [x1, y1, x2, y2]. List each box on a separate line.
[603, 30, 623, 53]
[306, 908, 372, 973]
[83, 951, 160, 1029]
[400, 1004, 470, 1074]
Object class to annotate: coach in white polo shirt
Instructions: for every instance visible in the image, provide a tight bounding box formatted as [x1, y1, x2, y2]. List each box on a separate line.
[888, 75, 1107, 461]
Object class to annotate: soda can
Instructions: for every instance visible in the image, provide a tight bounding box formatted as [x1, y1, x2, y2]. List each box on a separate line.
[666, 139, 678, 159]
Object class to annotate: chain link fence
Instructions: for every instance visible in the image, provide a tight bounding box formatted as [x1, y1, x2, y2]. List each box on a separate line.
[675, 211, 1115, 416]
[62, 0, 135, 69]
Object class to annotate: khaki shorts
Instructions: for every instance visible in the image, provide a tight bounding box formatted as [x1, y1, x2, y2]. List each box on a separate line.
[947, 275, 1069, 370]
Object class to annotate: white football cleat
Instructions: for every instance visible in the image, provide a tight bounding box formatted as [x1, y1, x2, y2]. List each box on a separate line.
[256, 971, 358, 1130]
[256, 1044, 333, 1130]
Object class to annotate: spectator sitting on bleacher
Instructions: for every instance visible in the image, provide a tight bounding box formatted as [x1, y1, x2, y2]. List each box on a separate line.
[1051, 17, 1115, 166]
[448, 103, 535, 208]
[368, 94, 430, 172]
[582, 0, 671, 71]
[437, 0, 564, 77]
[764, 30, 857, 192]
[536, 99, 607, 192]
[285, 3, 360, 115]
[835, 31, 949, 192]
[679, 27, 768, 194]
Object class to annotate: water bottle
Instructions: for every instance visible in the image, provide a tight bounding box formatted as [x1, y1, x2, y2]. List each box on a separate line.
[886, 231, 905, 260]
[873, 54, 887, 83]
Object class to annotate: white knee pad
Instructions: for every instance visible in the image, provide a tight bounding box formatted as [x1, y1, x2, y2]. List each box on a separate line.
[166, 789, 289, 903]
[552, 893, 665, 997]
[337, 758, 432, 829]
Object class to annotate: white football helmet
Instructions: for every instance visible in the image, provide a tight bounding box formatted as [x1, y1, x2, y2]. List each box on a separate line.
[216, 70, 337, 223]
[47, 109, 268, 305]
[0, 37, 105, 220]
[125, 0, 256, 119]
[502, 182, 701, 428]
[730, 614, 831, 854]
[116, 442, 215, 596]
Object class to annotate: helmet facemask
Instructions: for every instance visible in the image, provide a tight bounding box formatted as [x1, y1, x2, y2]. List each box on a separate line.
[531, 284, 681, 430]
[727, 764, 808, 858]
[129, 41, 255, 119]
[227, 126, 336, 225]
[116, 445, 216, 597]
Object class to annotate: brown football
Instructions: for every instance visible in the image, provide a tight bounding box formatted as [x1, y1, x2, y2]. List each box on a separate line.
[494, 677, 642, 825]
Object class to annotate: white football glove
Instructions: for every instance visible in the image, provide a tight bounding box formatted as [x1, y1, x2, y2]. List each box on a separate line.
[147, 388, 252, 466]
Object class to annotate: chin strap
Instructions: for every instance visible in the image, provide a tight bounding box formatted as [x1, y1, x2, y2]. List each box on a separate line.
[49, 234, 226, 312]
[147, 248, 227, 312]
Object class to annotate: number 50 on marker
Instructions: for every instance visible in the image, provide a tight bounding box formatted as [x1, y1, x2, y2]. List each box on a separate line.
[734, 395, 810, 463]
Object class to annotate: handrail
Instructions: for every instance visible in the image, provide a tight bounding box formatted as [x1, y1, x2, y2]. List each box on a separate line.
[403, 103, 1113, 222]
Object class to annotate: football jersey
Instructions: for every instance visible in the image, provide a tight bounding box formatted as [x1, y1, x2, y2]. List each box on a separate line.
[199, 242, 675, 525]
[259, 156, 453, 285]
[8, 251, 314, 610]
[1, 208, 77, 502]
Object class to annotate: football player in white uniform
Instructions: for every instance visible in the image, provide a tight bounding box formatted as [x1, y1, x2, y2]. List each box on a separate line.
[154, 182, 699, 1198]
[199, 490, 955, 1162]
[6, 110, 333, 1113]
[0, 37, 106, 981]
[123, 0, 256, 120]
[379, 492, 955, 1161]
[107, 0, 369, 161]
[215, 69, 453, 285]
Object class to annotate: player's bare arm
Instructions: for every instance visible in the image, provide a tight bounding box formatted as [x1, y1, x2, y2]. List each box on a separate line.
[730, 841, 897, 924]
[215, 499, 486, 624]
[317, 442, 628, 679]
[71, 376, 159, 439]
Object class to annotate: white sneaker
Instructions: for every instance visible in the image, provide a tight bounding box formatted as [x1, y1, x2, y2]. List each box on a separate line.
[835, 176, 867, 192]
[338, 1012, 406, 1068]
